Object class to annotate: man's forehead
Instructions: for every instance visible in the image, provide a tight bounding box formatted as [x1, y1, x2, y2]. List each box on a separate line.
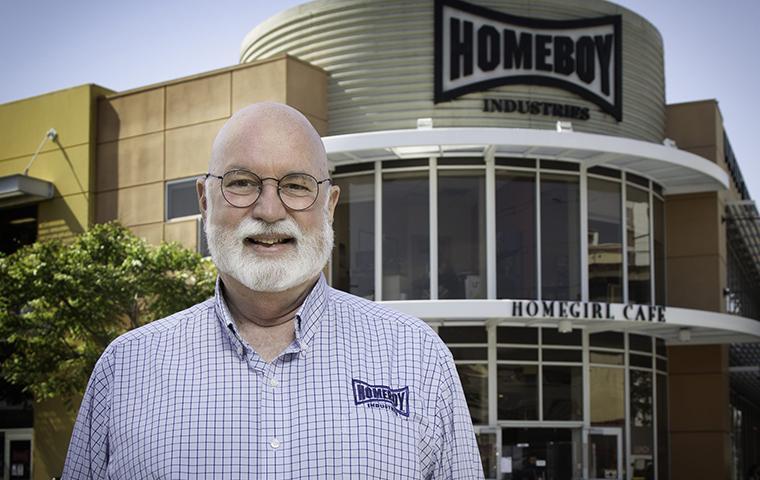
[210, 103, 327, 175]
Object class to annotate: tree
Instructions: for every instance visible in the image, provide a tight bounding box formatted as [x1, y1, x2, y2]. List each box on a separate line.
[0, 222, 216, 402]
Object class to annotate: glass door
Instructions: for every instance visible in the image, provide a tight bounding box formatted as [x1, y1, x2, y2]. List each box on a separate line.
[2, 430, 32, 480]
[587, 427, 622, 480]
[475, 427, 500, 480]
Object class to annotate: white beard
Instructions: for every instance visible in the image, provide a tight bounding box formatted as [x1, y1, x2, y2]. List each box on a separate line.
[204, 200, 333, 293]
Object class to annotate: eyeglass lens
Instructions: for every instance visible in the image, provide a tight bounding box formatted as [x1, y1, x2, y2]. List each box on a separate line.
[221, 170, 320, 210]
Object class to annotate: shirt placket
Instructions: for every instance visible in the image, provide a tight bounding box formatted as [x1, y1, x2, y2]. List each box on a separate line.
[258, 358, 287, 479]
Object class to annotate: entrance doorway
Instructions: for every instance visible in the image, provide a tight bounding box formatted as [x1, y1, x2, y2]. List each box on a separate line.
[500, 427, 582, 479]
[587, 427, 622, 480]
[1, 429, 33, 480]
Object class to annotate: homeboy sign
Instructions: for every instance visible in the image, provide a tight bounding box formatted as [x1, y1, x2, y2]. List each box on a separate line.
[434, 0, 623, 121]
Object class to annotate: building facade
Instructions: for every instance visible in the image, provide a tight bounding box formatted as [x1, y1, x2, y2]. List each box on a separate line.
[1, 0, 759, 479]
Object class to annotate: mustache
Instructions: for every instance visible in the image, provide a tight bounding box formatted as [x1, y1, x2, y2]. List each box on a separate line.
[233, 217, 302, 241]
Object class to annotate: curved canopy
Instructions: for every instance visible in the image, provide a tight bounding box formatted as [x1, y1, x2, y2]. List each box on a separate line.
[324, 128, 729, 195]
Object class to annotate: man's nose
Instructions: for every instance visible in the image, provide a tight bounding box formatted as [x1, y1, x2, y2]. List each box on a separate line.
[251, 180, 288, 221]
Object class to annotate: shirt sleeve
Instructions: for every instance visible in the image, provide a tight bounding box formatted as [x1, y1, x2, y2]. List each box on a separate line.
[62, 346, 115, 480]
[432, 348, 485, 480]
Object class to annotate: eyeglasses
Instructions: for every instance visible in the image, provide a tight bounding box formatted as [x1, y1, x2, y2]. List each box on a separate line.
[205, 169, 332, 211]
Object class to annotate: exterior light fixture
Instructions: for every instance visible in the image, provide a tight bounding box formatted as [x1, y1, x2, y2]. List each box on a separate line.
[558, 319, 573, 333]
[23, 128, 58, 175]
[417, 118, 433, 129]
[678, 328, 691, 343]
[556, 121, 573, 132]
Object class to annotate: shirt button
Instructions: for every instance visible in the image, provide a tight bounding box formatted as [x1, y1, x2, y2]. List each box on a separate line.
[269, 378, 279, 387]
[270, 438, 281, 449]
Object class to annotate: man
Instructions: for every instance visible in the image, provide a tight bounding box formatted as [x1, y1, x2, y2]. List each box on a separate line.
[63, 103, 483, 479]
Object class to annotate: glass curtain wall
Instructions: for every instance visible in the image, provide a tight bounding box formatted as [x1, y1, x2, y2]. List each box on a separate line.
[331, 160, 664, 305]
[333, 175, 375, 299]
[541, 174, 580, 300]
[627, 184, 651, 304]
[496, 171, 537, 299]
[588, 177, 623, 302]
[653, 195, 665, 305]
[438, 170, 486, 299]
[382, 171, 430, 300]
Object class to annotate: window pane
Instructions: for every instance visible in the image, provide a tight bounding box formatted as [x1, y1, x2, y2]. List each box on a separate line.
[457, 364, 488, 425]
[541, 174, 580, 300]
[588, 178, 623, 302]
[542, 327, 582, 346]
[498, 365, 538, 420]
[590, 367, 625, 427]
[438, 171, 486, 299]
[497, 326, 538, 344]
[438, 326, 487, 343]
[450, 347, 488, 361]
[630, 353, 653, 369]
[590, 331, 624, 349]
[496, 171, 536, 299]
[333, 175, 375, 299]
[590, 350, 624, 365]
[497, 347, 538, 361]
[654, 196, 665, 304]
[630, 369, 654, 475]
[167, 179, 200, 220]
[543, 366, 583, 420]
[657, 373, 669, 480]
[627, 185, 651, 304]
[630, 333, 653, 353]
[543, 349, 582, 362]
[383, 171, 429, 299]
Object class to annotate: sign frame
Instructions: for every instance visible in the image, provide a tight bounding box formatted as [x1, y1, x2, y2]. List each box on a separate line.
[434, 0, 623, 121]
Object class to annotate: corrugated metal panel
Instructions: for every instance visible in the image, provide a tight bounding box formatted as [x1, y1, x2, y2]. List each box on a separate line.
[241, 0, 665, 142]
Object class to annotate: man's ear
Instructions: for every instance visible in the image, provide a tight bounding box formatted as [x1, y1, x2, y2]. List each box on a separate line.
[197, 177, 208, 219]
[326, 184, 340, 224]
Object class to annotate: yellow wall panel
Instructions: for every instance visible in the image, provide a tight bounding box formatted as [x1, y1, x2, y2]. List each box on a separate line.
[37, 195, 90, 242]
[165, 119, 225, 179]
[232, 59, 287, 113]
[166, 74, 230, 129]
[23, 144, 91, 198]
[95, 182, 164, 227]
[0, 85, 96, 161]
[33, 398, 78, 480]
[164, 219, 198, 250]
[128, 222, 164, 245]
[97, 133, 164, 191]
[98, 89, 165, 142]
[285, 58, 327, 123]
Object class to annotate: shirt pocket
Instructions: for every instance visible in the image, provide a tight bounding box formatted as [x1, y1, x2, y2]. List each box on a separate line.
[339, 403, 421, 479]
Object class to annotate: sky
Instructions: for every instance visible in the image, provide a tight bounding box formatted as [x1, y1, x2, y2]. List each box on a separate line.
[1, 0, 758, 200]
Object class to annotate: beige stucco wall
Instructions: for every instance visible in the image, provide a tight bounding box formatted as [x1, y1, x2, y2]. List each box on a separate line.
[94, 55, 327, 250]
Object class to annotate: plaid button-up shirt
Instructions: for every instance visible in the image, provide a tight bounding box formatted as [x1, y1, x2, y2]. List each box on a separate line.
[63, 274, 483, 479]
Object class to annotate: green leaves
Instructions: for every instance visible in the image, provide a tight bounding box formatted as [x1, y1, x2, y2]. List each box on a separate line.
[0, 222, 216, 402]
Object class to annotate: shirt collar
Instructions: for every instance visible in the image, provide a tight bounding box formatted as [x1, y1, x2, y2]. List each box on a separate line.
[213, 274, 330, 359]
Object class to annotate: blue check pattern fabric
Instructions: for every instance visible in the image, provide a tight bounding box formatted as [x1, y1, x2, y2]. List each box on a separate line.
[62, 274, 483, 479]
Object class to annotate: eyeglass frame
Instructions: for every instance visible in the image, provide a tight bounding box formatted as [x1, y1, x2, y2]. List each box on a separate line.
[204, 169, 333, 211]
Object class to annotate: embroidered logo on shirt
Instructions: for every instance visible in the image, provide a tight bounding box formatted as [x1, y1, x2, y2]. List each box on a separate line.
[352, 379, 410, 417]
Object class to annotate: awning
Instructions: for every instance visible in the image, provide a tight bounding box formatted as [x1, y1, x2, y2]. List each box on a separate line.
[0, 174, 54, 209]
[324, 128, 729, 195]
[380, 300, 760, 345]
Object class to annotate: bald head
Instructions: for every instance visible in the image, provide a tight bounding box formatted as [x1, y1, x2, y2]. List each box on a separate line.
[209, 102, 328, 179]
